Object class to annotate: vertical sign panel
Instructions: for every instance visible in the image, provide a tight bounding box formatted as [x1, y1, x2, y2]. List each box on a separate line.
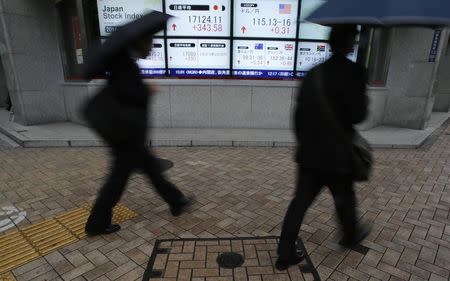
[234, 0, 298, 38]
[429, 29, 442, 62]
[233, 40, 295, 78]
[168, 39, 230, 76]
[165, 0, 231, 36]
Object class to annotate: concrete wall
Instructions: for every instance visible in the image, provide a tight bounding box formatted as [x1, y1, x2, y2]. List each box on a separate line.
[433, 31, 450, 112]
[358, 88, 389, 130]
[383, 27, 447, 129]
[0, 0, 66, 125]
[63, 80, 387, 131]
[64, 80, 297, 129]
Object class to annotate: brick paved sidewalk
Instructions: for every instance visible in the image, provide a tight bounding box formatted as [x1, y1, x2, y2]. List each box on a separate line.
[0, 124, 449, 280]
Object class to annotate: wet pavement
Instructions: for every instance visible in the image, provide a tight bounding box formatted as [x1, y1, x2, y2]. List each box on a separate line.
[0, 124, 449, 280]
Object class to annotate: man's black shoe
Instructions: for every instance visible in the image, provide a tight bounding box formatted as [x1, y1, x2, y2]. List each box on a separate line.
[275, 251, 305, 271]
[85, 224, 121, 236]
[170, 196, 194, 216]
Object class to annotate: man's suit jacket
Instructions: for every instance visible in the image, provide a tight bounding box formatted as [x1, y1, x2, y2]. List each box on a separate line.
[295, 54, 368, 176]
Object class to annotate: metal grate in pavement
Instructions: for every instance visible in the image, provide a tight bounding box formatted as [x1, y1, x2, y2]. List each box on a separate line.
[0, 204, 136, 275]
[143, 236, 321, 281]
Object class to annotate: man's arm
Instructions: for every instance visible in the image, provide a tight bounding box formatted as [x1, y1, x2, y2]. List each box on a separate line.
[347, 66, 369, 124]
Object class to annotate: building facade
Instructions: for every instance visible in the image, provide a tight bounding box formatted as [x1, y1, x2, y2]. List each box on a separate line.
[0, 0, 449, 131]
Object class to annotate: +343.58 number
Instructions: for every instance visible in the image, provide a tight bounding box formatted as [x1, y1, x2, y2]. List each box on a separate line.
[189, 15, 223, 32]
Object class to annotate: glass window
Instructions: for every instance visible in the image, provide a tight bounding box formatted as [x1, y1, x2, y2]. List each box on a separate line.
[359, 27, 392, 86]
[298, 0, 330, 40]
[56, 0, 88, 80]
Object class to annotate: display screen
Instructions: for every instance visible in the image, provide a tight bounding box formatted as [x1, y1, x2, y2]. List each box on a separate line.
[166, 0, 230, 37]
[167, 39, 230, 76]
[234, 0, 298, 38]
[96, 0, 163, 37]
[95, 0, 363, 79]
[233, 40, 295, 78]
[136, 38, 166, 76]
[296, 43, 359, 77]
[331, 44, 359, 63]
[296, 41, 329, 77]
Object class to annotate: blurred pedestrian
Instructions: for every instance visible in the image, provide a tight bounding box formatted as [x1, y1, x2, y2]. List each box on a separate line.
[83, 12, 193, 236]
[276, 25, 371, 270]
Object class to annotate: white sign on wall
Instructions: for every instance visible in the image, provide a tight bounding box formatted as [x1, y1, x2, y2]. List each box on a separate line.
[165, 0, 230, 37]
[95, 0, 362, 78]
[296, 41, 329, 72]
[234, 0, 298, 38]
[167, 39, 230, 76]
[296, 42, 360, 77]
[233, 40, 295, 78]
[97, 0, 163, 36]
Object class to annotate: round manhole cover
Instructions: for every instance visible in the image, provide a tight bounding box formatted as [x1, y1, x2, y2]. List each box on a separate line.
[217, 252, 245, 269]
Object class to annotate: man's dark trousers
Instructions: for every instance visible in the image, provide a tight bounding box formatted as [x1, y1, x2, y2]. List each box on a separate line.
[86, 143, 183, 230]
[278, 168, 357, 256]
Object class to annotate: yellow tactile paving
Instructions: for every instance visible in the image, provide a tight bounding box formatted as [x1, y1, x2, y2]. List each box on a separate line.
[55, 207, 91, 239]
[0, 232, 38, 274]
[0, 204, 137, 274]
[111, 204, 138, 223]
[0, 272, 16, 281]
[21, 218, 78, 255]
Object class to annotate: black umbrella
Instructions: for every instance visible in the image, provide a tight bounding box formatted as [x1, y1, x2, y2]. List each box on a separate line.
[84, 11, 172, 79]
[306, 0, 450, 26]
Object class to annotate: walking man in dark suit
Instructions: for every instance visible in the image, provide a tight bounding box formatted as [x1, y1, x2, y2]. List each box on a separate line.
[276, 25, 370, 270]
[84, 12, 192, 236]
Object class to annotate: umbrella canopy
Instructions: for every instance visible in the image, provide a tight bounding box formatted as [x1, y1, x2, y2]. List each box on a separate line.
[84, 11, 172, 79]
[306, 0, 450, 26]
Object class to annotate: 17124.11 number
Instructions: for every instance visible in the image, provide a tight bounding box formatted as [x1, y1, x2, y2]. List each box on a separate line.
[189, 15, 222, 24]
